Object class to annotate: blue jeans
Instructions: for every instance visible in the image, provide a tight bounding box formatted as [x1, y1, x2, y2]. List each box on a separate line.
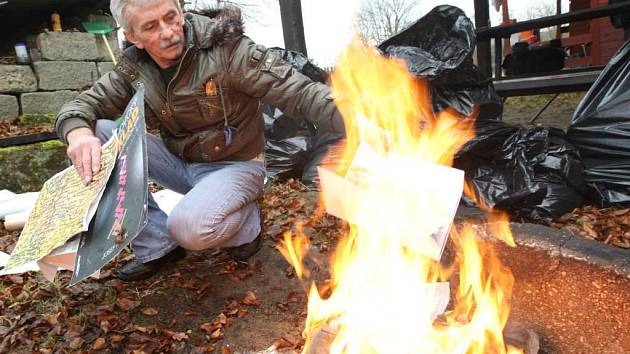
[95, 120, 264, 263]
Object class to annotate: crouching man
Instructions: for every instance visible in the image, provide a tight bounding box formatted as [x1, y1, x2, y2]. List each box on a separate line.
[55, 0, 344, 281]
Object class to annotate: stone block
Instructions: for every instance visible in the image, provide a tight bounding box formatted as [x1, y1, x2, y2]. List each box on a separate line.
[97, 62, 115, 77]
[0, 140, 67, 193]
[34, 61, 98, 91]
[21, 90, 79, 115]
[96, 32, 122, 62]
[37, 32, 100, 61]
[0, 94, 19, 121]
[0, 65, 38, 93]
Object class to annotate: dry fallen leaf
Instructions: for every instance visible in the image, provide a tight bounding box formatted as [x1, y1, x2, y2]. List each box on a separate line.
[277, 302, 289, 311]
[110, 334, 125, 344]
[241, 291, 258, 306]
[272, 337, 294, 350]
[92, 337, 106, 350]
[100, 320, 111, 334]
[141, 307, 159, 316]
[69, 337, 84, 350]
[158, 328, 189, 341]
[7, 275, 23, 284]
[221, 344, 232, 354]
[44, 312, 60, 325]
[210, 328, 224, 341]
[200, 322, 222, 334]
[216, 313, 228, 325]
[116, 298, 140, 311]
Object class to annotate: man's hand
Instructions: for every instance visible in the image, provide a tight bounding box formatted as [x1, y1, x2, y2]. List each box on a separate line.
[66, 127, 102, 184]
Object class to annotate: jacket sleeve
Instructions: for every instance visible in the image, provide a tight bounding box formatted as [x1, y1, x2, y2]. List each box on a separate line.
[222, 36, 345, 134]
[55, 69, 134, 143]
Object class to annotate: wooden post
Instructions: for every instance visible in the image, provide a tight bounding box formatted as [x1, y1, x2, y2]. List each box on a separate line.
[556, 0, 562, 38]
[278, 0, 308, 56]
[591, 0, 601, 65]
[502, 0, 511, 56]
[474, 0, 492, 77]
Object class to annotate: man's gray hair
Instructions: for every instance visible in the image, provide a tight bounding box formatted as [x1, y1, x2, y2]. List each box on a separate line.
[110, 0, 181, 31]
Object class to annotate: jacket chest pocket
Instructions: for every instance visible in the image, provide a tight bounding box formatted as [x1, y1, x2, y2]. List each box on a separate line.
[197, 95, 225, 123]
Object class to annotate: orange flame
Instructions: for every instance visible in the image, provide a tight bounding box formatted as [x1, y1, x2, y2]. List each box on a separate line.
[277, 42, 521, 354]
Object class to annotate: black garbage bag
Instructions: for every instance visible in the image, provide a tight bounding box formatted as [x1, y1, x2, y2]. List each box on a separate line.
[302, 132, 345, 191]
[502, 39, 565, 76]
[262, 104, 305, 140]
[262, 104, 310, 183]
[378, 5, 502, 120]
[567, 39, 630, 206]
[265, 136, 309, 183]
[268, 47, 329, 83]
[261, 51, 343, 189]
[455, 120, 588, 221]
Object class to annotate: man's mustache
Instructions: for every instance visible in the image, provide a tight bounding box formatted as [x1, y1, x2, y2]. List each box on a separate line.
[160, 35, 183, 49]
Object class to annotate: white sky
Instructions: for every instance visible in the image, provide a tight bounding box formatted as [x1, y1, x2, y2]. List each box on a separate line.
[239, 0, 570, 67]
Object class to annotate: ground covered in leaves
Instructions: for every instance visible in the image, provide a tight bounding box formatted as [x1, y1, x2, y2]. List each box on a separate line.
[0, 120, 54, 138]
[1, 180, 629, 353]
[549, 205, 630, 249]
[0, 180, 344, 353]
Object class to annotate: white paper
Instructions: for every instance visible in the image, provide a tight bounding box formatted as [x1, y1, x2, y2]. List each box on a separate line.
[0, 251, 39, 275]
[4, 211, 30, 231]
[318, 143, 464, 260]
[152, 189, 183, 216]
[0, 192, 39, 219]
[0, 190, 16, 203]
[1, 238, 99, 281]
[428, 282, 451, 320]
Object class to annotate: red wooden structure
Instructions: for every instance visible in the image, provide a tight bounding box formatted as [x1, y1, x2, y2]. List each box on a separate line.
[567, 0, 626, 67]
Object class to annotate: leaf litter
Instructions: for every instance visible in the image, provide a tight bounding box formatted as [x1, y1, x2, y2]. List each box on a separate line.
[0, 179, 625, 353]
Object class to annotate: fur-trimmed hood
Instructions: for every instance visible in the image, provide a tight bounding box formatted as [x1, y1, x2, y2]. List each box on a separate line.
[185, 6, 244, 49]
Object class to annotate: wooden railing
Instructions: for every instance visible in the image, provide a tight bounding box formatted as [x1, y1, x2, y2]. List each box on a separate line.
[474, 0, 630, 95]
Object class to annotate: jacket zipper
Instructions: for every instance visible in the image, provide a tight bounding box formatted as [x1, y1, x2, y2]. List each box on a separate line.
[165, 46, 193, 116]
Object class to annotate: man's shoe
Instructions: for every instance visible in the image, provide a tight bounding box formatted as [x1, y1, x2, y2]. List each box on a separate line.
[115, 246, 186, 281]
[226, 233, 262, 261]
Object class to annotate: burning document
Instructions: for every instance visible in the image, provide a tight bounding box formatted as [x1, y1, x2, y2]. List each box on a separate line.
[319, 143, 464, 261]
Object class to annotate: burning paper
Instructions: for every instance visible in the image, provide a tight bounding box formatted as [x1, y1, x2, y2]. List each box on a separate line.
[278, 42, 522, 354]
[319, 143, 463, 261]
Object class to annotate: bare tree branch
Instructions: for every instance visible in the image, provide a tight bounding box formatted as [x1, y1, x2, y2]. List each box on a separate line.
[356, 0, 419, 44]
[183, 0, 271, 24]
[523, 1, 556, 20]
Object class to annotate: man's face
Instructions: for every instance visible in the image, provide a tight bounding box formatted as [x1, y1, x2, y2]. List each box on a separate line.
[124, 0, 185, 68]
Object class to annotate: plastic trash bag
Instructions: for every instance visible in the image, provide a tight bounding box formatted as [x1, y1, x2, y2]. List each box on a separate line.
[265, 136, 309, 183]
[269, 47, 329, 84]
[261, 50, 344, 189]
[302, 132, 345, 191]
[378, 5, 502, 120]
[455, 120, 588, 221]
[567, 39, 630, 206]
[502, 39, 565, 76]
[263, 104, 309, 183]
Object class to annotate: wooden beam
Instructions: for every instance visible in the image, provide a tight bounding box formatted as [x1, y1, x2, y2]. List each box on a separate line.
[477, 0, 630, 39]
[278, 0, 308, 56]
[556, 0, 562, 38]
[0, 132, 58, 148]
[474, 0, 492, 77]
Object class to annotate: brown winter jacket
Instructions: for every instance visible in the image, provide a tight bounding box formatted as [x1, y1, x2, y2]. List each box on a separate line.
[55, 8, 344, 162]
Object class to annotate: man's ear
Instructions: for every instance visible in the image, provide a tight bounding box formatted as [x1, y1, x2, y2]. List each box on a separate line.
[124, 31, 143, 49]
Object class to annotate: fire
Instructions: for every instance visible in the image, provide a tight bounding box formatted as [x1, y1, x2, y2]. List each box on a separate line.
[278, 42, 521, 353]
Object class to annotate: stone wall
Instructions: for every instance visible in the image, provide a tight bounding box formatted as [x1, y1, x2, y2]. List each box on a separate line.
[0, 31, 120, 121]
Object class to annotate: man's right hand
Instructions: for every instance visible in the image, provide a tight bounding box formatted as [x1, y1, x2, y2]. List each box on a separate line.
[66, 127, 102, 185]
